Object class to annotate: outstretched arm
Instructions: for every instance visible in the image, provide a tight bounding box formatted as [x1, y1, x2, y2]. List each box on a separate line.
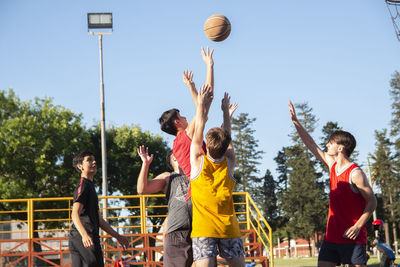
[98, 211, 130, 249]
[343, 169, 377, 240]
[136, 145, 169, 194]
[202, 47, 214, 90]
[185, 48, 214, 139]
[183, 70, 198, 139]
[183, 70, 198, 107]
[190, 85, 213, 177]
[202, 47, 214, 112]
[288, 100, 334, 167]
[221, 102, 238, 129]
[222, 93, 235, 169]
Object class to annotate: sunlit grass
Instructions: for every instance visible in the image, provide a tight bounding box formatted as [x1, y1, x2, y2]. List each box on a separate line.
[272, 255, 380, 267]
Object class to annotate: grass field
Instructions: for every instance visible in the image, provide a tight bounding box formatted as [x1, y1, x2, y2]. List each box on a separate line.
[273, 255, 381, 267]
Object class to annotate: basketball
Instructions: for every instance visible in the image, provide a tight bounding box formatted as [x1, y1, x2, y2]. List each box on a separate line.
[204, 14, 231, 42]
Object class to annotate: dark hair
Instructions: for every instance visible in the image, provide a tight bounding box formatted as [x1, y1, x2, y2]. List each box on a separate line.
[165, 150, 174, 171]
[328, 130, 356, 157]
[205, 127, 232, 159]
[73, 151, 95, 173]
[159, 108, 180, 136]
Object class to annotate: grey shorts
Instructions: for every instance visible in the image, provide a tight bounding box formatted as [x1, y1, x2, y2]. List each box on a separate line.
[192, 237, 245, 261]
[164, 230, 193, 267]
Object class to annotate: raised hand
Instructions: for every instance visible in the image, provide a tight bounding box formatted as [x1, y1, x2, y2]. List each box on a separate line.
[221, 92, 231, 112]
[183, 70, 195, 88]
[288, 100, 298, 122]
[198, 84, 213, 107]
[229, 103, 238, 118]
[201, 46, 214, 67]
[137, 145, 154, 165]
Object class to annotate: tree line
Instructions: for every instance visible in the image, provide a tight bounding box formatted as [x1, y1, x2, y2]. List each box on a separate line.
[1, 71, 399, 256]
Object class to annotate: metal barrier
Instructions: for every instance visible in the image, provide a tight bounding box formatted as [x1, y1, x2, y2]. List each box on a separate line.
[0, 193, 273, 266]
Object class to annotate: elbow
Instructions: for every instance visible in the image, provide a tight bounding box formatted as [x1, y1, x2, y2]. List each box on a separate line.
[137, 188, 145, 195]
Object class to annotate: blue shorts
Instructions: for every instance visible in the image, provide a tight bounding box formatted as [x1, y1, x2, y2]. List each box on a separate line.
[318, 241, 367, 265]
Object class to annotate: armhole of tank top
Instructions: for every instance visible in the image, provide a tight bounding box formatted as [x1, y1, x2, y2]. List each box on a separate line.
[328, 161, 336, 173]
[190, 156, 204, 181]
[165, 172, 175, 201]
[349, 167, 361, 193]
[227, 157, 237, 182]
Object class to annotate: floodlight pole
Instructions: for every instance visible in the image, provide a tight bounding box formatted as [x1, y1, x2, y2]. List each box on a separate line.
[88, 12, 112, 220]
[89, 31, 110, 220]
[98, 33, 108, 216]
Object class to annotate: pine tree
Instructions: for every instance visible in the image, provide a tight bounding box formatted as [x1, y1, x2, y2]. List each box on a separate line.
[274, 148, 288, 194]
[388, 71, 400, 233]
[371, 130, 399, 245]
[231, 113, 263, 194]
[256, 169, 279, 230]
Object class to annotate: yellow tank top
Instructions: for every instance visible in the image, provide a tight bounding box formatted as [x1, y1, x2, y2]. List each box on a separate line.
[190, 155, 241, 238]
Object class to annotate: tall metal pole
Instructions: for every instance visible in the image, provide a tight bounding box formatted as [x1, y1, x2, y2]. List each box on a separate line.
[98, 34, 108, 220]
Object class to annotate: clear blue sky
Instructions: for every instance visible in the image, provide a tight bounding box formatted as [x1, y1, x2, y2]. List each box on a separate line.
[1, 0, 399, 178]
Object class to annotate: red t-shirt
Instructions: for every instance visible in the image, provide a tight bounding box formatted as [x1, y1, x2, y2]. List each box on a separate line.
[173, 130, 206, 199]
[324, 162, 367, 244]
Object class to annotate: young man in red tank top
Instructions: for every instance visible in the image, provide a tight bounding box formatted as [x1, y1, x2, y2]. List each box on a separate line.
[159, 47, 214, 181]
[288, 101, 377, 267]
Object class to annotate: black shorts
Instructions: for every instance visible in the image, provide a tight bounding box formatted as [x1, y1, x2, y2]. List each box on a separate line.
[318, 241, 367, 265]
[164, 229, 193, 267]
[69, 231, 104, 267]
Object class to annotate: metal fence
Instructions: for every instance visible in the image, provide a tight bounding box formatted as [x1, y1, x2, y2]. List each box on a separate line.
[0, 192, 273, 267]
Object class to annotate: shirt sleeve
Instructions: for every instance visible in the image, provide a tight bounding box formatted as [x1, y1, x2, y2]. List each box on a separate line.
[73, 181, 89, 204]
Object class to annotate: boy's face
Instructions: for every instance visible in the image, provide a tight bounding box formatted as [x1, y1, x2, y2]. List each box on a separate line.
[174, 113, 188, 130]
[326, 140, 343, 156]
[78, 155, 97, 176]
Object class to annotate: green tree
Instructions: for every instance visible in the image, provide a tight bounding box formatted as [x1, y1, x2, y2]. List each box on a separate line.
[371, 129, 399, 245]
[257, 169, 279, 230]
[274, 148, 288, 194]
[0, 89, 90, 200]
[0, 89, 90, 262]
[231, 113, 263, 194]
[390, 71, 400, 145]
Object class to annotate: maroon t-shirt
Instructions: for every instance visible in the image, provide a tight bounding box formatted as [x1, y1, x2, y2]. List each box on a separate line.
[172, 130, 206, 199]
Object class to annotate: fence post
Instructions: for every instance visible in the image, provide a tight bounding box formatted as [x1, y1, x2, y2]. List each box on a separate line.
[140, 196, 146, 234]
[28, 199, 33, 239]
[245, 193, 250, 230]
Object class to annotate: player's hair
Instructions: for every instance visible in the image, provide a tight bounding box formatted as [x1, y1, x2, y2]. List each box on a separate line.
[165, 150, 174, 171]
[159, 108, 180, 136]
[328, 130, 356, 157]
[73, 151, 95, 173]
[205, 127, 232, 159]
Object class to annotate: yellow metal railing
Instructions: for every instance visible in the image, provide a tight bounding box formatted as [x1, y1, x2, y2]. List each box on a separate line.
[0, 192, 273, 266]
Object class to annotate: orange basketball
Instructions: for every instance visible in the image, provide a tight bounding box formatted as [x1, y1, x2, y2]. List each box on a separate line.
[204, 14, 231, 42]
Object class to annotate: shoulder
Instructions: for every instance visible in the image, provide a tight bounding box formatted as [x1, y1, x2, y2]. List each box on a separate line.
[350, 167, 368, 186]
[154, 172, 171, 181]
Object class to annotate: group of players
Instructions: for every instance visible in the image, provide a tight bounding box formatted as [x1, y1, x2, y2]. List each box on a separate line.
[68, 47, 377, 267]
